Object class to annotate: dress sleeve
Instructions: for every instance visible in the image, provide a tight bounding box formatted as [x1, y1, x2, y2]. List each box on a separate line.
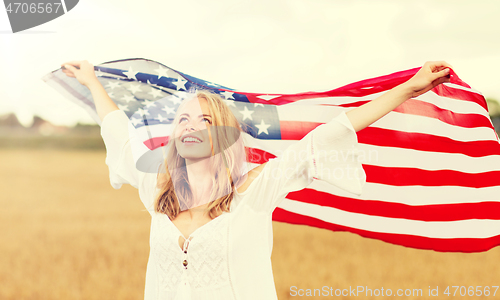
[242, 111, 366, 213]
[100, 109, 141, 190]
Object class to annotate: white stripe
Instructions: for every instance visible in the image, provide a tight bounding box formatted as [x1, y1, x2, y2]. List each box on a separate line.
[134, 123, 173, 139]
[244, 131, 500, 172]
[280, 102, 493, 135]
[309, 181, 500, 205]
[415, 92, 489, 117]
[285, 90, 490, 118]
[279, 199, 500, 239]
[357, 144, 500, 173]
[370, 112, 497, 142]
[444, 82, 483, 95]
[242, 133, 295, 153]
[277, 105, 344, 123]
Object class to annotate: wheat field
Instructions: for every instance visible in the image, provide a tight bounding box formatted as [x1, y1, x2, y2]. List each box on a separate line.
[1, 149, 499, 300]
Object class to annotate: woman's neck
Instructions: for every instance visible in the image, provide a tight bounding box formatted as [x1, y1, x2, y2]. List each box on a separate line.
[185, 158, 213, 208]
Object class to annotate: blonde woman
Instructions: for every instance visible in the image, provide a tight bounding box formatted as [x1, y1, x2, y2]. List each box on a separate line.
[62, 60, 451, 300]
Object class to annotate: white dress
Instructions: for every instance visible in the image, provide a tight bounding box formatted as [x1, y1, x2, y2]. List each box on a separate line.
[100, 109, 366, 300]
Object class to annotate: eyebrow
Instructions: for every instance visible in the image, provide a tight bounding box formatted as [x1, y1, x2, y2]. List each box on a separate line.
[179, 113, 212, 118]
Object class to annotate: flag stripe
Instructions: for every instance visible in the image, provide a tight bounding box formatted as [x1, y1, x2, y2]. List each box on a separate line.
[286, 189, 500, 221]
[278, 113, 498, 143]
[286, 91, 490, 118]
[242, 143, 500, 174]
[358, 127, 500, 157]
[364, 165, 500, 188]
[243, 145, 500, 187]
[278, 199, 500, 238]
[357, 144, 500, 173]
[335, 99, 493, 129]
[433, 83, 488, 110]
[273, 208, 500, 253]
[309, 181, 500, 205]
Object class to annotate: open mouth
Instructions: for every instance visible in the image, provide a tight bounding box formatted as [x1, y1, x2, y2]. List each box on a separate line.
[181, 136, 202, 143]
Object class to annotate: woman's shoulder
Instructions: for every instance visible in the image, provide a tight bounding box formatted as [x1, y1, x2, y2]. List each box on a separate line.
[236, 163, 267, 194]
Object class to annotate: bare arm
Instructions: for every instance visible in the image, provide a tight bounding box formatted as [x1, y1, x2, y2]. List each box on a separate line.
[346, 61, 452, 132]
[61, 60, 118, 122]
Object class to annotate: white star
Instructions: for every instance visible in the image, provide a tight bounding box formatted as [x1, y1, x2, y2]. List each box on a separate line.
[239, 106, 254, 121]
[254, 103, 264, 108]
[143, 99, 156, 107]
[170, 96, 182, 105]
[106, 81, 120, 89]
[124, 67, 138, 80]
[131, 118, 142, 126]
[173, 76, 187, 91]
[118, 104, 129, 111]
[220, 91, 235, 100]
[127, 83, 142, 94]
[157, 114, 167, 122]
[136, 108, 149, 116]
[224, 99, 236, 107]
[162, 106, 175, 115]
[148, 88, 163, 99]
[95, 70, 105, 77]
[255, 119, 271, 135]
[154, 65, 170, 79]
[108, 92, 114, 98]
[121, 94, 135, 103]
[205, 81, 219, 87]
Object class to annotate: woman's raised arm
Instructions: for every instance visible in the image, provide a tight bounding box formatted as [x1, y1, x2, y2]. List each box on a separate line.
[61, 60, 119, 122]
[346, 61, 452, 132]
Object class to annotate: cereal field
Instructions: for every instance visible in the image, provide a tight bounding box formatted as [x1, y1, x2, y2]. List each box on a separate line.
[1, 149, 499, 299]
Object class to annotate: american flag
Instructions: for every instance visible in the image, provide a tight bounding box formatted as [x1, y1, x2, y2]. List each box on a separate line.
[43, 58, 500, 253]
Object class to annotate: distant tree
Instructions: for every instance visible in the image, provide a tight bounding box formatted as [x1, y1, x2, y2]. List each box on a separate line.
[486, 98, 500, 117]
[486, 98, 500, 135]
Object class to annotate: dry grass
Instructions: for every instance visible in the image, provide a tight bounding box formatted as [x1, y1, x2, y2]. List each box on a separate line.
[1, 149, 499, 299]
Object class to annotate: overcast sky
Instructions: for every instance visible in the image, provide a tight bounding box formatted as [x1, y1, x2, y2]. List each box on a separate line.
[1, 0, 500, 126]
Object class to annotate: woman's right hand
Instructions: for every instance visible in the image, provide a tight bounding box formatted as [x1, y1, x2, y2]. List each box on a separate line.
[61, 60, 99, 88]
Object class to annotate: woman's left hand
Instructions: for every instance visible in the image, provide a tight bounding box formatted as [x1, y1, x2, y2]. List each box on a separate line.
[403, 61, 453, 98]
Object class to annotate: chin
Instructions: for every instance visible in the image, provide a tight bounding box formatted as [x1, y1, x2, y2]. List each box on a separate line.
[177, 148, 212, 161]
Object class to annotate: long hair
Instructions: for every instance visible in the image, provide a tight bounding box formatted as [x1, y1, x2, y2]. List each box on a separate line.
[154, 89, 248, 219]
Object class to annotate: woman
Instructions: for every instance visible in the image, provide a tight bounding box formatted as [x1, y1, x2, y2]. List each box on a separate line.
[62, 60, 451, 300]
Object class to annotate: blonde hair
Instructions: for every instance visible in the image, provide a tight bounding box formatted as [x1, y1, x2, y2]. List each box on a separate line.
[154, 89, 247, 219]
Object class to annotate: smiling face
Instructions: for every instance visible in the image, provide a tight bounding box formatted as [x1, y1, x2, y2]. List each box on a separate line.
[173, 97, 213, 162]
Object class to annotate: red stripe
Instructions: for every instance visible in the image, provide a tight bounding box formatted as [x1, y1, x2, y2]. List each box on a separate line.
[395, 99, 492, 128]
[280, 121, 321, 140]
[144, 136, 169, 150]
[433, 83, 488, 111]
[272, 208, 500, 253]
[364, 165, 500, 188]
[238, 68, 473, 106]
[244, 146, 500, 188]
[358, 127, 500, 157]
[335, 100, 369, 108]
[286, 189, 500, 221]
[145, 128, 500, 160]
[278, 121, 500, 157]
[334, 99, 493, 129]
[245, 147, 276, 164]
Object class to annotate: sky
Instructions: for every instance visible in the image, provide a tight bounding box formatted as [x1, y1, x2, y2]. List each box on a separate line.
[1, 0, 500, 127]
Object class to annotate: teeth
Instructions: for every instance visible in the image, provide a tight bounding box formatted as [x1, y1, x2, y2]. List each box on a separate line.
[182, 136, 201, 143]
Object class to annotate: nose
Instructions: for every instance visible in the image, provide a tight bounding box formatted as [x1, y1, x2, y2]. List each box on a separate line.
[183, 118, 206, 132]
